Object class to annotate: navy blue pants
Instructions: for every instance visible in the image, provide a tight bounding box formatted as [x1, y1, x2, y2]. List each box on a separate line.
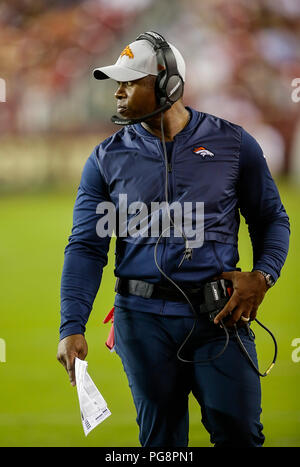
[114, 306, 265, 447]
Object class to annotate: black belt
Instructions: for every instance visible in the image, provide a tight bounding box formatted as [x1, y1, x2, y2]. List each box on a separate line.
[114, 278, 278, 376]
[115, 277, 232, 320]
[115, 277, 204, 303]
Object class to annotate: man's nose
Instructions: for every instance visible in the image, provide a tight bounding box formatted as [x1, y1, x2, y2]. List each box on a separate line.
[115, 83, 126, 99]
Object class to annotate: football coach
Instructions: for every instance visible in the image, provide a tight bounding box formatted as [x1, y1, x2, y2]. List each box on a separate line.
[57, 32, 290, 447]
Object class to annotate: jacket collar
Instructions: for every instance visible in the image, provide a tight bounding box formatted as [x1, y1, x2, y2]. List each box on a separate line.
[132, 106, 203, 143]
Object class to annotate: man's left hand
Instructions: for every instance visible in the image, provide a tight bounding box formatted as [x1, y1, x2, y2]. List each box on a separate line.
[213, 270, 269, 327]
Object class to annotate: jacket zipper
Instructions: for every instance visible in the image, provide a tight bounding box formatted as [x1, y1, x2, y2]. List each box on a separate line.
[161, 141, 175, 283]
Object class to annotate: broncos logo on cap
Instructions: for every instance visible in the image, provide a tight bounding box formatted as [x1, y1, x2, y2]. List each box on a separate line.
[193, 146, 215, 158]
[120, 45, 134, 59]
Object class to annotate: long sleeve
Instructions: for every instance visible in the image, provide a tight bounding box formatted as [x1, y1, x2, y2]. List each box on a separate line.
[238, 129, 290, 282]
[59, 147, 112, 340]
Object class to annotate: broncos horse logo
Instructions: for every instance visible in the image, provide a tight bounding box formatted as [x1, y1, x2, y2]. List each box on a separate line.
[193, 146, 215, 158]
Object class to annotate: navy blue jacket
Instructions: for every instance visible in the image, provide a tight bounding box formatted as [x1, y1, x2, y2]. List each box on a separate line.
[59, 107, 290, 340]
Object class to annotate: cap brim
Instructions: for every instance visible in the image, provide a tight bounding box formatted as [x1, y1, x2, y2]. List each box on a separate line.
[93, 65, 148, 81]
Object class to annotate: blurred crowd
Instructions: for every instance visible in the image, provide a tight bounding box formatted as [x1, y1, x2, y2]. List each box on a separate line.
[0, 0, 299, 176]
[181, 0, 300, 174]
[0, 0, 151, 132]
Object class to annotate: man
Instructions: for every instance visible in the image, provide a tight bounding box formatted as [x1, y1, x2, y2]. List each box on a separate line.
[57, 32, 290, 447]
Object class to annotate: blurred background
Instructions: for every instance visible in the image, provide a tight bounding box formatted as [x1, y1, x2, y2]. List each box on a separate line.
[0, 0, 299, 447]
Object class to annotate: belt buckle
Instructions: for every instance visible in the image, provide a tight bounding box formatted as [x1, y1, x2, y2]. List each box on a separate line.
[129, 280, 154, 299]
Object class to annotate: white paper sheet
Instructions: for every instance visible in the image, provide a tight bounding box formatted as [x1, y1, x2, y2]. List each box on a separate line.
[75, 357, 111, 436]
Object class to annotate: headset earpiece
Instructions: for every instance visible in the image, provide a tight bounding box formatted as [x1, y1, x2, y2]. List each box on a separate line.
[158, 74, 184, 106]
[136, 31, 184, 108]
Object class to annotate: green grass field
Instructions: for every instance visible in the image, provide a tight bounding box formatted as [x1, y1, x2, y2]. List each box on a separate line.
[0, 180, 299, 447]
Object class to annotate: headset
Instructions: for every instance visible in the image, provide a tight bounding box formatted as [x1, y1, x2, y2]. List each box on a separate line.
[111, 31, 184, 125]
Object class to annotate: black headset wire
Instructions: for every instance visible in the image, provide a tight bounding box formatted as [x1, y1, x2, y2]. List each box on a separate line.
[111, 104, 277, 373]
[111, 99, 277, 374]
[233, 319, 278, 377]
[153, 112, 230, 364]
[153, 112, 278, 373]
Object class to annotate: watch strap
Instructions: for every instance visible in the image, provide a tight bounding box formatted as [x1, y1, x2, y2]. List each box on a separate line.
[254, 270, 275, 288]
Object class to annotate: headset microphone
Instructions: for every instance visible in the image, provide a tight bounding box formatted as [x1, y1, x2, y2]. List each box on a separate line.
[111, 102, 171, 126]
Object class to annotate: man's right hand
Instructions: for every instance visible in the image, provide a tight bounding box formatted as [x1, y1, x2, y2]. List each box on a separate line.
[56, 334, 88, 386]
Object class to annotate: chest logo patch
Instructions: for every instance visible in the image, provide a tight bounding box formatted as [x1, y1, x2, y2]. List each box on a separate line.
[193, 146, 215, 158]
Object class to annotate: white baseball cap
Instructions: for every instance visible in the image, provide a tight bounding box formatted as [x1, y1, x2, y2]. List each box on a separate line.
[93, 39, 186, 82]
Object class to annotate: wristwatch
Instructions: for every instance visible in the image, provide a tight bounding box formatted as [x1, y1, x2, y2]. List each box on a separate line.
[254, 270, 276, 288]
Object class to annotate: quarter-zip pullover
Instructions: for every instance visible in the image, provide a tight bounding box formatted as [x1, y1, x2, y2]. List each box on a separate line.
[59, 107, 290, 340]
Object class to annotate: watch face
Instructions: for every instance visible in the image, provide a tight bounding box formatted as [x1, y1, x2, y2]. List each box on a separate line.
[267, 275, 275, 286]
[264, 273, 275, 287]
[256, 270, 275, 287]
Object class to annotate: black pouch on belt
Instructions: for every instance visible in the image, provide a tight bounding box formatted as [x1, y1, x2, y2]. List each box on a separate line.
[199, 279, 233, 321]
